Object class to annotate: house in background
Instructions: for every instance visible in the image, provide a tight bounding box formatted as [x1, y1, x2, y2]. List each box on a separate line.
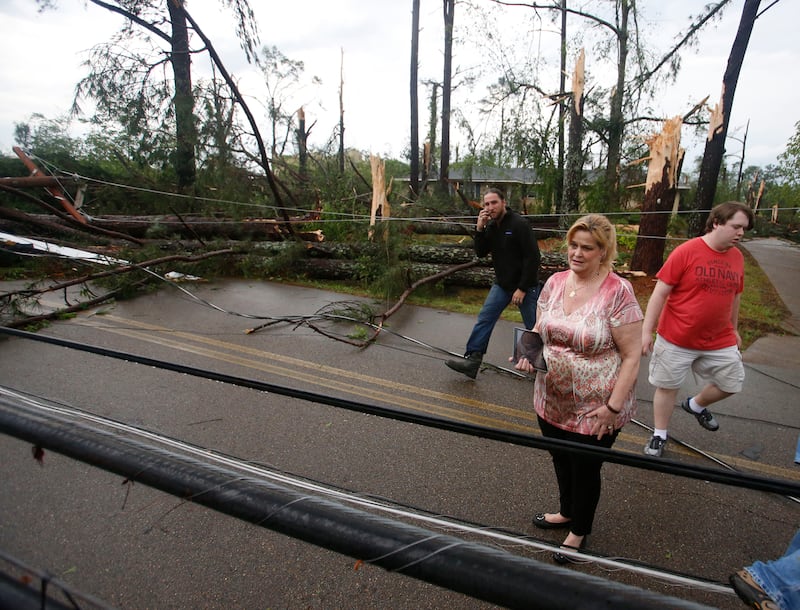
[447, 166, 541, 203]
[404, 164, 691, 217]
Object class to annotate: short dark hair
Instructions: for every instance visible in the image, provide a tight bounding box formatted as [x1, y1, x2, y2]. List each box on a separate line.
[483, 187, 506, 201]
[705, 201, 754, 233]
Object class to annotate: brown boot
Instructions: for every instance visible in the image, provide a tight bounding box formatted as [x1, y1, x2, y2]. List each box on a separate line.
[445, 353, 482, 379]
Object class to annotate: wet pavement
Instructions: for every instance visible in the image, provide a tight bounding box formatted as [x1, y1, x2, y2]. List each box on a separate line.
[0, 237, 798, 609]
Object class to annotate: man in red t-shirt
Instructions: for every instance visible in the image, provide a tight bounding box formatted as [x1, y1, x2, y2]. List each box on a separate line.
[641, 201, 755, 457]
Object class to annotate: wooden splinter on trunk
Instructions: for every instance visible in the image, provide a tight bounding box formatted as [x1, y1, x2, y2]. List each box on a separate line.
[369, 154, 390, 241]
[630, 116, 685, 275]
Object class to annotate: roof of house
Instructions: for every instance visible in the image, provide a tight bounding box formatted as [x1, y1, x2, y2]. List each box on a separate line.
[448, 166, 540, 184]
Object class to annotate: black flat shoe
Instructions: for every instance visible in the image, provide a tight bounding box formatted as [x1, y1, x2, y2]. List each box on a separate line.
[532, 513, 572, 530]
[552, 537, 588, 565]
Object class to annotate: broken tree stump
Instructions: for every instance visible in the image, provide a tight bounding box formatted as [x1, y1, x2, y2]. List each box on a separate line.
[630, 116, 685, 275]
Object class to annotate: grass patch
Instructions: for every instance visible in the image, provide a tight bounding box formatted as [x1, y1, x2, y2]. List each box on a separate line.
[738, 247, 792, 349]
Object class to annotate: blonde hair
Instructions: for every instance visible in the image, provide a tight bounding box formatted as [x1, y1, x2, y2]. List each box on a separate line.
[566, 214, 617, 271]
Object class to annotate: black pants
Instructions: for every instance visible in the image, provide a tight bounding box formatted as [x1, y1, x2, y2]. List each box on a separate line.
[537, 415, 619, 537]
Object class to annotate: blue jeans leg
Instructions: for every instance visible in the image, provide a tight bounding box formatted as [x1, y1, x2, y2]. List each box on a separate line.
[519, 284, 540, 330]
[747, 528, 800, 609]
[465, 284, 512, 356]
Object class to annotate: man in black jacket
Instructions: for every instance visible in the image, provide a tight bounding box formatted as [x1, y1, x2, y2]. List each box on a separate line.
[446, 187, 541, 379]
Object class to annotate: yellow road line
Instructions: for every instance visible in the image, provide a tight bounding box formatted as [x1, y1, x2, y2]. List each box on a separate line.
[80, 318, 537, 434]
[75, 313, 800, 482]
[98, 314, 538, 418]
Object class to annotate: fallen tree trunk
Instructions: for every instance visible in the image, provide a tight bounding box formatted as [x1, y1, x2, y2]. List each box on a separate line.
[0, 189, 143, 244]
[0, 204, 90, 240]
[7, 214, 321, 242]
[291, 260, 566, 287]
[301, 242, 567, 268]
[293, 258, 496, 287]
[10, 214, 559, 241]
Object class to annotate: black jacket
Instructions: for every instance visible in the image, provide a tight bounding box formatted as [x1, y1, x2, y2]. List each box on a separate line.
[474, 208, 540, 292]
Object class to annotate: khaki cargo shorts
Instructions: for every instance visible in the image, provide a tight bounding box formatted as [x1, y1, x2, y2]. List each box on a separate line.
[648, 335, 744, 393]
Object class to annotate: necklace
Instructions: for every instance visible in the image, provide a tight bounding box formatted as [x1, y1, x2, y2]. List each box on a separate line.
[568, 271, 600, 298]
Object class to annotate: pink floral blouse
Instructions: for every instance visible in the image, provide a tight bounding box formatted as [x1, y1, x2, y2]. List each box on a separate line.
[533, 270, 643, 434]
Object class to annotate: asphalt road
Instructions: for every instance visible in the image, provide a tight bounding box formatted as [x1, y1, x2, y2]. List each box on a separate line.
[1, 240, 798, 609]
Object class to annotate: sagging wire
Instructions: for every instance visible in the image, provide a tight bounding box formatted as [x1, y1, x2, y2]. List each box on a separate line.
[139, 262, 525, 371]
[631, 416, 799, 505]
[24, 151, 80, 209]
[28, 155, 800, 237]
[5, 233, 795, 386]
[0, 243, 385, 350]
[4, 188, 797, 464]
[6, 318, 798, 495]
[0, 385, 735, 597]
[2, 229, 795, 388]
[0, 241, 498, 370]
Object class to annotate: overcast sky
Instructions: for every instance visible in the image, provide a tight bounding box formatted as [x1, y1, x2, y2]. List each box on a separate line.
[0, 0, 797, 170]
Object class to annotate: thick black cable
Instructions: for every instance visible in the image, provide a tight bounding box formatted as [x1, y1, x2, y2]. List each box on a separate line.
[2, 326, 799, 497]
[0, 395, 714, 610]
[0, 548, 113, 610]
[0, 385, 737, 593]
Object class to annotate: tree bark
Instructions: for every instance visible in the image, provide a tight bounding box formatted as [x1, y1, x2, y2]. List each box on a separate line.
[0, 204, 88, 240]
[603, 0, 630, 212]
[690, 0, 761, 236]
[556, 0, 567, 210]
[439, 0, 455, 186]
[424, 82, 439, 185]
[561, 49, 585, 228]
[297, 107, 308, 176]
[409, 0, 421, 198]
[167, 0, 197, 189]
[338, 48, 345, 174]
[630, 116, 684, 274]
[8, 214, 320, 242]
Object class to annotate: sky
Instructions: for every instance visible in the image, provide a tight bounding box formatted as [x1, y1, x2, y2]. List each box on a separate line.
[0, 0, 797, 171]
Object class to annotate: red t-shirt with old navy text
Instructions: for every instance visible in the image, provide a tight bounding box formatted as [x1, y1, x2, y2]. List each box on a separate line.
[656, 237, 744, 351]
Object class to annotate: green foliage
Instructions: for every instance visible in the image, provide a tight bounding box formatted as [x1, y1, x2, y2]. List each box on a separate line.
[347, 326, 370, 342]
[616, 231, 637, 253]
[775, 120, 800, 186]
[259, 45, 322, 159]
[235, 242, 305, 279]
[667, 213, 688, 240]
[0, 264, 30, 281]
[580, 176, 613, 213]
[738, 249, 792, 348]
[143, 222, 171, 240]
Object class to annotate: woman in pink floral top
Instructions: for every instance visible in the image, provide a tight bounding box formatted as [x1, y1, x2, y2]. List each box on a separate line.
[515, 214, 643, 564]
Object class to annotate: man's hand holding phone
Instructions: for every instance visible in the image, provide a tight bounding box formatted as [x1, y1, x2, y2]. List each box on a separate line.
[477, 209, 491, 231]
